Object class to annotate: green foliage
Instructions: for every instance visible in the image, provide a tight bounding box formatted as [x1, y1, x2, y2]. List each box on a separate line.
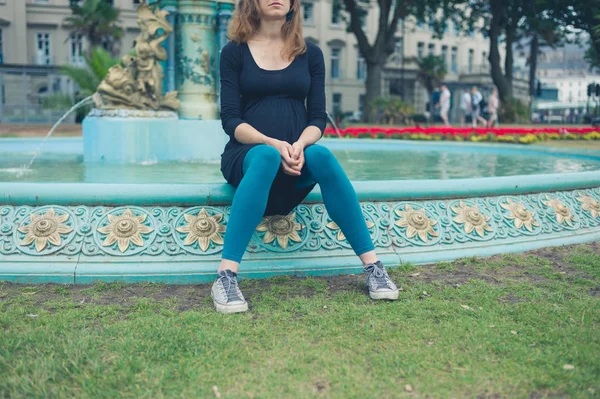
[369, 97, 415, 125]
[65, 0, 123, 53]
[41, 47, 120, 121]
[410, 114, 428, 124]
[60, 47, 121, 97]
[415, 54, 447, 95]
[498, 98, 530, 124]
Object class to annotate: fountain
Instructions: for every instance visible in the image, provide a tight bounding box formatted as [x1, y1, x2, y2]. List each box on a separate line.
[2, 1, 600, 283]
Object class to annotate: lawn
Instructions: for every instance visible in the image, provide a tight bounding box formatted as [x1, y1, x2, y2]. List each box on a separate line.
[1, 244, 599, 398]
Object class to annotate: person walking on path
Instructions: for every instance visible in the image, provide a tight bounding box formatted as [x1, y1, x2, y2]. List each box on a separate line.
[459, 90, 472, 127]
[438, 84, 451, 126]
[486, 88, 499, 128]
[214, 0, 399, 313]
[470, 86, 487, 128]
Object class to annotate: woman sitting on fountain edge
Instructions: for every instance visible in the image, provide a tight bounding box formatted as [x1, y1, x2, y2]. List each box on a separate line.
[214, 0, 399, 313]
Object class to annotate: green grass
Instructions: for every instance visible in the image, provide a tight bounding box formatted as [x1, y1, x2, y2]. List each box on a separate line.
[1, 244, 599, 398]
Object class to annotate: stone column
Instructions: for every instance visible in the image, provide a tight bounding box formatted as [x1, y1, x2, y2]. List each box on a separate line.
[216, 0, 234, 110]
[149, 0, 177, 93]
[174, 0, 218, 120]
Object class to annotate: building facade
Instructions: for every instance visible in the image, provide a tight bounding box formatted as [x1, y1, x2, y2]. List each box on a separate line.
[302, 1, 505, 118]
[514, 43, 600, 121]
[0, 0, 504, 122]
[0, 0, 140, 66]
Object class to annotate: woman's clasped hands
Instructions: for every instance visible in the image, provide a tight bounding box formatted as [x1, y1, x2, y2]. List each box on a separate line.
[269, 139, 305, 176]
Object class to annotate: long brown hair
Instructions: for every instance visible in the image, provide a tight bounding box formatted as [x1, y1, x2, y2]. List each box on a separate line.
[228, 0, 307, 60]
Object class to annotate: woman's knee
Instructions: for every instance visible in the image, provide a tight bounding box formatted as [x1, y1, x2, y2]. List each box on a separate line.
[244, 145, 281, 172]
[304, 144, 338, 169]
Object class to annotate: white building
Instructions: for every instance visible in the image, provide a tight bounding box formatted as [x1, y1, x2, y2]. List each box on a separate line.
[0, 0, 509, 122]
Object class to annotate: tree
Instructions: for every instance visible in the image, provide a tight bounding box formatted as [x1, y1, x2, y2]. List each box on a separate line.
[521, 0, 571, 99]
[415, 54, 446, 121]
[41, 47, 120, 121]
[61, 47, 121, 97]
[65, 0, 123, 55]
[583, 13, 600, 69]
[340, 0, 450, 122]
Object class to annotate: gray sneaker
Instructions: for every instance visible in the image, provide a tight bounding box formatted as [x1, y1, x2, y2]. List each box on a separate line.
[364, 261, 399, 300]
[211, 269, 248, 314]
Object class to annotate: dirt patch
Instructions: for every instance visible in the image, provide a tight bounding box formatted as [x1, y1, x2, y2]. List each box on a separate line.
[1, 243, 599, 310]
[588, 286, 600, 297]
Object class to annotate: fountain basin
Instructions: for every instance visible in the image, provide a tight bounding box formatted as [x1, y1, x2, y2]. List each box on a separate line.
[1, 138, 600, 284]
[82, 114, 228, 163]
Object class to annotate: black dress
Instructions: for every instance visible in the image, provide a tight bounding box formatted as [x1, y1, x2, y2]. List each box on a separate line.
[219, 40, 327, 216]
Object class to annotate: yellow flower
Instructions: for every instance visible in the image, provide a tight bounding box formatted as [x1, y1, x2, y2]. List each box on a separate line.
[176, 208, 226, 251]
[256, 213, 303, 249]
[326, 220, 375, 241]
[97, 208, 154, 253]
[576, 195, 600, 218]
[18, 207, 72, 252]
[542, 195, 574, 226]
[451, 201, 493, 238]
[394, 205, 438, 243]
[500, 199, 539, 232]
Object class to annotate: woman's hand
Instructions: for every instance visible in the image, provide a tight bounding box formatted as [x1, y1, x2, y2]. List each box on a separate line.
[267, 138, 301, 176]
[288, 141, 305, 173]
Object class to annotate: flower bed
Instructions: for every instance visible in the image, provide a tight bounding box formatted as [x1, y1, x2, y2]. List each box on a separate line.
[323, 126, 600, 144]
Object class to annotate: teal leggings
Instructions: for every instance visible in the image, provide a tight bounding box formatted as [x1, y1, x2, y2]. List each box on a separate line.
[222, 144, 374, 263]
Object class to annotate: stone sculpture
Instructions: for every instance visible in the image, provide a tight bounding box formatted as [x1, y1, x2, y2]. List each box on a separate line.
[94, 2, 180, 111]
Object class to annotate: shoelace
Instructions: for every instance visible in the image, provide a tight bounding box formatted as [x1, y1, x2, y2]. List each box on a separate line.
[219, 273, 241, 301]
[365, 263, 392, 289]
[364, 263, 385, 279]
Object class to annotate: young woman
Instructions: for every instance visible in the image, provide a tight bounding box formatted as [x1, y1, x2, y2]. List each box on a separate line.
[213, 0, 399, 313]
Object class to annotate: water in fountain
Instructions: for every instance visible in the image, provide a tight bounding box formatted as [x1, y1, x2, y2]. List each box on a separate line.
[21, 95, 95, 172]
[326, 111, 343, 138]
[326, 111, 352, 160]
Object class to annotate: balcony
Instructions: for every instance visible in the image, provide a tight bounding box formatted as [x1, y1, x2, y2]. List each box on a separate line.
[459, 64, 491, 76]
[32, 55, 55, 66]
[68, 56, 86, 67]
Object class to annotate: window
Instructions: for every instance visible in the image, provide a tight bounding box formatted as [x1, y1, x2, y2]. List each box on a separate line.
[36, 32, 51, 65]
[428, 43, 435, 56]
[333, 93, 342, 114]
[359, 94, 365, 113]
[451, 46, 457, 73]
[359, 13, 367, 29]
[389, 79, 403, 96]
[393, 37, 403, 63]
[441, 45, 448, 70]
[331, 1, 342, 24]
[416, 19, 424, 30]
[468, 48, 474, 73]
[104, 0, 114, 5]
[303, 3, 314, 25]
[417, 42, 424, 60]
[0, 29, 3, 64]
[357, 53, 366, 81]
[394, 37, 403, 56]
[134, 0, 141, 4]
[482, 51, 487, 64]
[69, 33, 84, 66]
[330, 48, 341, 79]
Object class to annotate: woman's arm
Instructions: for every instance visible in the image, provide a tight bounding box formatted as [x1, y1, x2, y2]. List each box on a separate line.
[291, 44, 327, 161]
